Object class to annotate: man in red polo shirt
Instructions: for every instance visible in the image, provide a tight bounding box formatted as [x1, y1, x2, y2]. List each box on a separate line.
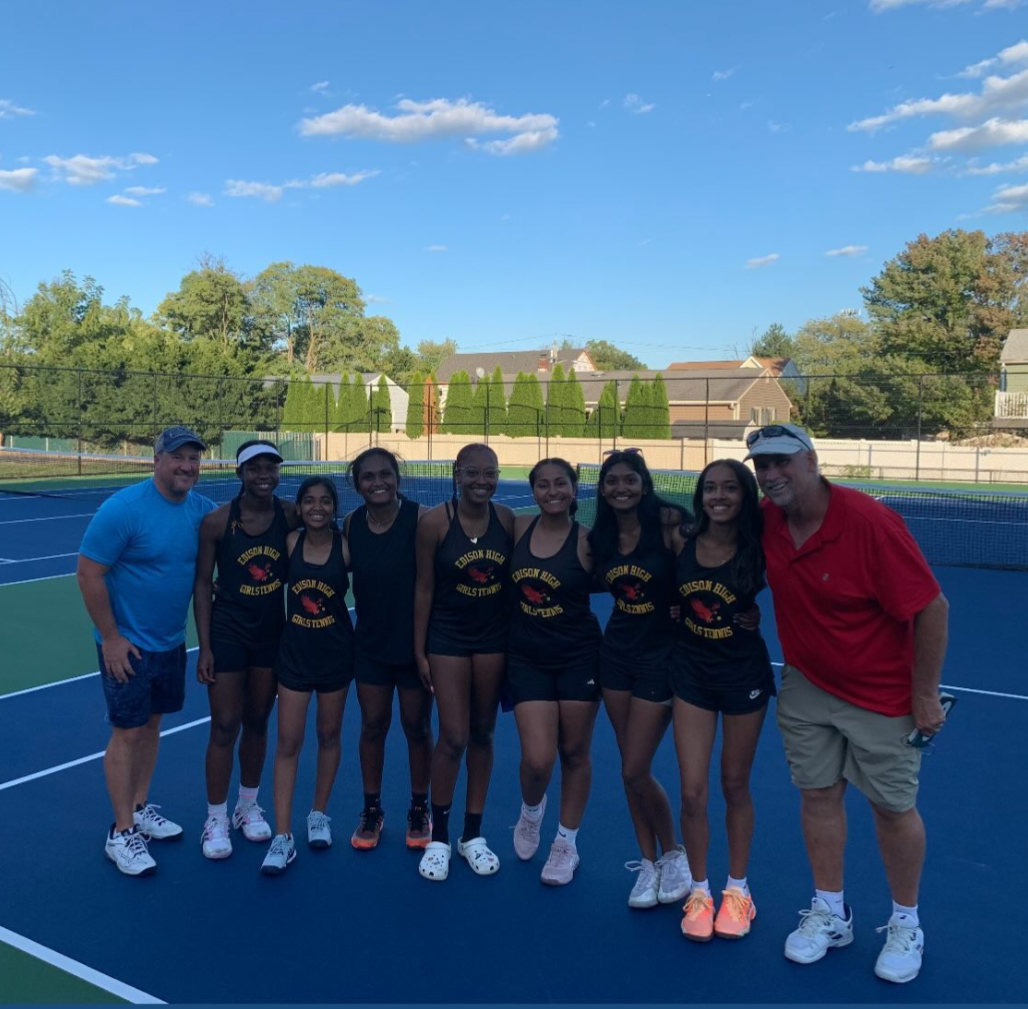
[745, 423, 949, 985]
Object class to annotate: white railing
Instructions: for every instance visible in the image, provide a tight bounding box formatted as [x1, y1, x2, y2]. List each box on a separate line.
[995, 390, 1028, 419]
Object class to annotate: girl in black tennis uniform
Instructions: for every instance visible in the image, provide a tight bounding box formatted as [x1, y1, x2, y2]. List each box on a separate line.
[671, 459, 773, 942]
[413, 443, 514, 882]
[589, 450, 692, 909]
[194, 440, 298, 860]
[509, 459, 601, 886]
[261, 476, 355, 875]
[344, 448, 433, 851]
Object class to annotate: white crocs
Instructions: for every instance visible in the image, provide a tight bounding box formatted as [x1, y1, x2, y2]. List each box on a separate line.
[457, 836, 500, 875]
[419, 841, 451, 881]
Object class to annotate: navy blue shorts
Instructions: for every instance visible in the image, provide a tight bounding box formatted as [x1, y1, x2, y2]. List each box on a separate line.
[354, 650, 424, 691]
[673, 675, 776, 716]
[98, 642, 187, 729]
[599, 650, 673, 704]
[211, 638, 279, 674]
[507, 655, 601, 705]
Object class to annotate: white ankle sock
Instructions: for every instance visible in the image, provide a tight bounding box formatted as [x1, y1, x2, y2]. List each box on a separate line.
[556, 823, 578, 848]
[521, 800, 544, 822]
[692, 879, 712, 896]
[237, 785, 259, 808]
[815, 889, 846, 918]
[208, 802, 228, 819]
[726, 875, 749, 896]
[892, 901, 919, 927]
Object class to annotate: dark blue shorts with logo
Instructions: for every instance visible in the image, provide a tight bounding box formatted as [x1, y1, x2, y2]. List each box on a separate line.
[98, 642, 187, 729]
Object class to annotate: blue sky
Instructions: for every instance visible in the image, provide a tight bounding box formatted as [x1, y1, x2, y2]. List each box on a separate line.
[2, 0, 1027, 368]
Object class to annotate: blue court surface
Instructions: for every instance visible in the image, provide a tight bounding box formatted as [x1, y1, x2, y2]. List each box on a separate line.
[0, 479, 1025, 1003]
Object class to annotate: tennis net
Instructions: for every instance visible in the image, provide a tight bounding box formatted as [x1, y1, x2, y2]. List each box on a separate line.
[0, 447, 455, 513]
[575, 462, 1028, 570]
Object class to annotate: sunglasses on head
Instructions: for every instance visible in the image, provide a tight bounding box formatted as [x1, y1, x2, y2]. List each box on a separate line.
[745, 425, 809, 449]
[602, 447, 642, 459]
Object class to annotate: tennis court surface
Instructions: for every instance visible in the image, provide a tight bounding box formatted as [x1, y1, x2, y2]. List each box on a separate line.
[0, 451, 1025, 1003]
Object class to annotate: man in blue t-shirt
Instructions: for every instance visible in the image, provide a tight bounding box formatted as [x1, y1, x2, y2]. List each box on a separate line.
[78, 426, 216, 876]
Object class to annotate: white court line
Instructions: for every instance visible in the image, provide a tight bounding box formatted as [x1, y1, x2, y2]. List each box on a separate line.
[0, 716, 211, 793]
[1, 551, 78, 565]
[0, 924, 165, 1004]
[0, 572, 76, 587]
[0, 512, 94, 525]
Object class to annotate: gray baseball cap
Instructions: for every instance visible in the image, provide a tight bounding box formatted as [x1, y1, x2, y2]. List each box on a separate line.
[154, 425, 207, 453]
[744, 423, 814, 460]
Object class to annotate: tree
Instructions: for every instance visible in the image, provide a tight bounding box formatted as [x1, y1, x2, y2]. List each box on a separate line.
[862, 229, 1028, 373]
[485, 366, 507, 436]
[371, 375, 391, 433]
[564, 369, 587, 437]
[155, 256, 253, 353]
[507, 371, 544, 437]
[545, 363, 566, 436]
[442, 371, 474, 436]
[621, 375, 646, 439]
[651, 373, 672, 439]
[470, 375, 488, 436]
[426, 372, 442, 433]
[751, 322, 795, 360]
[416, 338, 458, 373]
[585, 339, 646, 370]
[405, 370, 425, 439]
[586, 380, 620, 438]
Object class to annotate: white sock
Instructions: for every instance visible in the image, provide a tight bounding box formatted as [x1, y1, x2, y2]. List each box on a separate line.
[815, 889, 846, 919]
[692, 879, 712, 896]
[521, 800, 544, 822]
[237, 785, 259, 808]
[726, 875, 749, 896]
[556, 823, 578, 848]
[207, 802, 228, 819]
[892, 901, 919, 927]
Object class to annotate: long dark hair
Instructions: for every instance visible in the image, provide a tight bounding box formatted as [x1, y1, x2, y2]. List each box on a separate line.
[349, 447, 401, 490]
[529, 457, 578, 516]
[587, 451, 679, 563]
[686, 458, 764, 597]
[295, 475, 339, 529]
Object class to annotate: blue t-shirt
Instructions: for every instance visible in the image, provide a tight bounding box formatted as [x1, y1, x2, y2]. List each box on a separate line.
[79, 479, 216, 651]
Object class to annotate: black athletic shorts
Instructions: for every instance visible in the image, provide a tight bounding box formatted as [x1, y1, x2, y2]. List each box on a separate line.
[211, 638, 279, 674]
[599, 650, 673, 704]
[426, 628, 508, 658]
[355, 650, 424, 691]
[672, 674, 776, 716]
[507, 655, 601, 705]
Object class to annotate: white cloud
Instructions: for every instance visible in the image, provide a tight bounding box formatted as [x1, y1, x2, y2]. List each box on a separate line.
[0, 98, 36, 119]
[767, 119, 789, 132]
[43, 152, 159, 186]
[825, 245, 869, 257]
[623, 93, 656, 114]
[467, 128, 559, 155]
[928, 115, 1028, 150]
[986, 180, 1028, 211]
[0, 167, 37, 192]
[745, 253, 779, 269]
[851, 154, 935, 172]
[869, 0, 973, 10]
[425, 244, 448, 252]
[309, 170, 379, 187]
[365, 294, 389, 304]
[123, 185, 165, 196]
[311, 81, 330, 92]
[186, 192, 214, 207]
[712, 68, 736, 82]
[106, 195, 142, 207]
[299, 97, 559, 154]
[958, 40, 1028, 77]
[848, 66, 1028, 131]
[964, 153, 1028, 173]
[983, 0, 1025, 8]
[224, 179, 283, 202]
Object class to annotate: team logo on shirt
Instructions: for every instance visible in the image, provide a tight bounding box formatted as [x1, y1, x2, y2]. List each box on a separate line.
[680, 578, 737, 641]
[237, 546, 283, 597]
[605, 564, 655, 615]
[455, 549, 505, 598]
[512, 567, 563, 618]
[289, 579, 336, 629]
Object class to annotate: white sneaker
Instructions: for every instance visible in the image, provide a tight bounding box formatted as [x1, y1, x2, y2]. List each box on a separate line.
[625, 858, 660, 908]
[105, 825, 157, 876]
[307, 810, 332, 849]
[784, 896, 854, 964]
[656, 846, 692, 904]
[875, 919, 924, 983]
[233, 802, 273, 842]
[134, 803, 183, 840]
[540, 837, 579, 886]
[201, 815, 233, 860]
[513, 795, 547, 860]
[261, 833, 296, 875]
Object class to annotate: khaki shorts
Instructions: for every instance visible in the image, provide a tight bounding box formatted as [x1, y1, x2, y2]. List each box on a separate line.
[776, 664, 921, 813]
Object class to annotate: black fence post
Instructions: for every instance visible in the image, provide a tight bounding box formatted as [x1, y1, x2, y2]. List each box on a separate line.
[916, 374, 924, 482]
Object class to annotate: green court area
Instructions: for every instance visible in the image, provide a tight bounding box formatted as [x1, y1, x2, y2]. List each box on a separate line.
[0, 943, 126, 1004]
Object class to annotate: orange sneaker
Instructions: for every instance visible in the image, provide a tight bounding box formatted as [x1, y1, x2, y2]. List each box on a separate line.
[714, 886, 756, 939]
[405, 805, 432, 849]
[681, 889, 715, 942]
[350, 808, 384, 850]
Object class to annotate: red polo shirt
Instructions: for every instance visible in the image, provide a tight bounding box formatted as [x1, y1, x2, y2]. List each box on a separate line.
[762, 483, 940, 717]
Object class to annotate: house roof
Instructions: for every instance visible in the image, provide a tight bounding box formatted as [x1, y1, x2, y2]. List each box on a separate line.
[435, 349, 590, 383]
[667, 356, 791, 375]
[1001, 329, 1028, 364]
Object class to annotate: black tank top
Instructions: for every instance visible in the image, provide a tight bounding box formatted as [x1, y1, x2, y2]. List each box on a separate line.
[675, 538, 772, 689]
[430, 501, 511, 647]
[509, 518, 601, 668]
[596, 542, 677, 670]
[347, 497, 418, 665]
[276, 529, 354, 684]
[211, 496, 291, 645]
